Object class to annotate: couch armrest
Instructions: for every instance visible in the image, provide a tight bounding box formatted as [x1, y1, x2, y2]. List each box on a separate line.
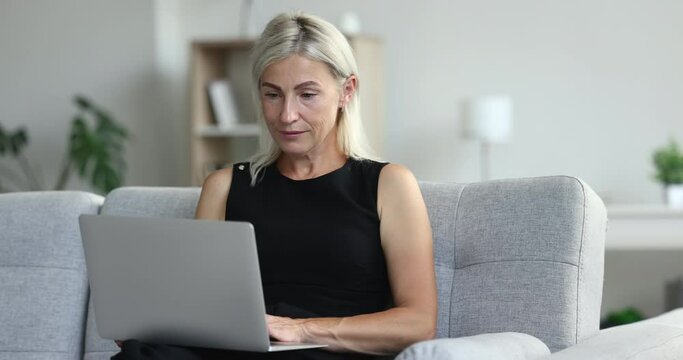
[546, 309, 683, 359]
[395, 332, 551, 360]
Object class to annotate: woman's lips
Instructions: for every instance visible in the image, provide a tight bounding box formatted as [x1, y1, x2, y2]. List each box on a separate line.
[279, 130, 307, 138]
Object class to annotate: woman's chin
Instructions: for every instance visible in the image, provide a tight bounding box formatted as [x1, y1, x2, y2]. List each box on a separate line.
[277, 144, 311, 157]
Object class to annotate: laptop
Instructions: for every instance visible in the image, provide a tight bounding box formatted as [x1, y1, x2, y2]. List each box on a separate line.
[79, 214, 326, 352]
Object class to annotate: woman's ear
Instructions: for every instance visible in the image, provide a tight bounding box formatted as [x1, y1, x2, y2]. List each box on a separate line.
[339, 75, 358, 109]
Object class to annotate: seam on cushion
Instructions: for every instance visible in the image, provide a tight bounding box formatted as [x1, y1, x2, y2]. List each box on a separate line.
[0, 264, 81, 271]
[80, 287, 91, 359]
[626, 332, 683, 359]
[72, 277, 89, 358]
[576, 178, 587, 343]
[456, 258, 578, 271]
[448, 183, 467, 337]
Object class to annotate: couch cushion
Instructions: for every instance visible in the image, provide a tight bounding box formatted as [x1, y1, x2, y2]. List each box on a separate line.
[0, 191, 103, 360]
[419, 176, 606, 352]
[395, 332, 550, 360]
[100, 186, 201, 218]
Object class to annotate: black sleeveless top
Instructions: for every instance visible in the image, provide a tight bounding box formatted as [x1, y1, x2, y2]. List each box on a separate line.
[225, 158, 393, 359]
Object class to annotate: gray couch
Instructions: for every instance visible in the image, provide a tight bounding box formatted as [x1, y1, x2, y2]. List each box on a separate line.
[2, 176, 683, 359]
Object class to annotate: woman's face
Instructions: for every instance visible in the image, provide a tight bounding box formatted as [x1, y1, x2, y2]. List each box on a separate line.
[259, 55, 350, 158]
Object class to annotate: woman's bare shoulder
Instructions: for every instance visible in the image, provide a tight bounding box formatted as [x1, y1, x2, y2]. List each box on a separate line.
[378, 163, 418, 189]
[203, 167, 234, 190]
[195, 167, 234, 220]
[376, 163, 422, 217]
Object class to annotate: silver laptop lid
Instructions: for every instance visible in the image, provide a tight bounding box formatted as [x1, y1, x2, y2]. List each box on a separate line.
[79, 214, 272, 352]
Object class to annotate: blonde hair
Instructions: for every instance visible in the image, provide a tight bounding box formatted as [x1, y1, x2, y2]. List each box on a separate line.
[248, 12, 378, 185]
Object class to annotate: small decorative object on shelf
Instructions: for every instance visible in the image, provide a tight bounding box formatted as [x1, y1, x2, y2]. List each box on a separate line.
[652, 138, 683, 208]
[337, 12, 362, 35]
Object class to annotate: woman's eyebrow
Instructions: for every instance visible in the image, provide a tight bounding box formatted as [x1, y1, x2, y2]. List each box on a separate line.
[260, 81, 321, 91]
[261, 82, 281, 91]
[294, 81, 321, 90]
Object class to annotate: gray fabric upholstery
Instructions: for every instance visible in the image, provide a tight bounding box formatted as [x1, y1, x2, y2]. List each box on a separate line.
[86, 176, 606, 358]
[420, 182, 464, 339]
[419, 176, 606, 352]
[395, 332, 550, 360]
[546, 308, 683, 359]
[1, 176, 610, 359]
[0, 191, 103, 360]
[83, 187, 201, 360]
[100, 186, 201, 218]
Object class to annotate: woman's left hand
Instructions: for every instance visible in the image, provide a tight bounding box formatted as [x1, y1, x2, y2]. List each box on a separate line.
[266, 314, 310, 342]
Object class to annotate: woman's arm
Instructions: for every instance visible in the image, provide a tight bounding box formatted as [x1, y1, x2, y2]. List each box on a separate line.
[194, 167, 233, 220]
[267, 164, 437, 355]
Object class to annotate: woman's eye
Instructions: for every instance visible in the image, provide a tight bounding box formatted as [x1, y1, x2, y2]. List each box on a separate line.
[301, 93, 317, 99]
[264, 93, 279, 99]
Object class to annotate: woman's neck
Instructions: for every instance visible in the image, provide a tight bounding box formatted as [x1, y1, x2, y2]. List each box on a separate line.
[276, 151, 347, 180]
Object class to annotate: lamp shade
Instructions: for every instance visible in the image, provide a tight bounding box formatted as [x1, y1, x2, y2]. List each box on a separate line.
[466, 95, 513, 143]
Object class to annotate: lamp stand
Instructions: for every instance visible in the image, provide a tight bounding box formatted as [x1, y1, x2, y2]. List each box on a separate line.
[480, 141, 491, 181]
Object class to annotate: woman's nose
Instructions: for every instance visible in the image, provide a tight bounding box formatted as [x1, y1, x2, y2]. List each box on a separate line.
[279, 97, 298, 124]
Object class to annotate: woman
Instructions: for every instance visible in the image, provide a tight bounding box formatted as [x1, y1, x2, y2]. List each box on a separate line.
[115, 12, 435, 360]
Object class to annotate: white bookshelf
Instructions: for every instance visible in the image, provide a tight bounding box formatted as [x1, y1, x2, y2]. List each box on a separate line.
[602, 204, 683, 318]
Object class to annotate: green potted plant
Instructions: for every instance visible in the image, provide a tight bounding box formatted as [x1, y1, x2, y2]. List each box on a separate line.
[652, 138, 683, 208]
[600, 307, 644, 329]
[0, 95, 130, 194]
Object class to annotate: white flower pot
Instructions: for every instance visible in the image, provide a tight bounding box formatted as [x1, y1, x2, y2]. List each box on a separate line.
[667, 185, 683, 208]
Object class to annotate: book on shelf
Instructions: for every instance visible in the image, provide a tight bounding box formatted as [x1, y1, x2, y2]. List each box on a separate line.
[207, 79, 239, 128]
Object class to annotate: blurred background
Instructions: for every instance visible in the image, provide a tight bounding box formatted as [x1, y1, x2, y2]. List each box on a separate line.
[1, 0, 682, 324]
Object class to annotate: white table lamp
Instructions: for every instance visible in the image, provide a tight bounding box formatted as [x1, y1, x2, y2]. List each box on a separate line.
[465, 95, 513, 181]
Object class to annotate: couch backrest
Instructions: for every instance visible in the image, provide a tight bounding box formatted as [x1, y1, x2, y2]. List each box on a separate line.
[83, 187, 200, 360]
[421, 176, 606, 352]
[0, 191, 103, 360]
[84, 176, 606, 356]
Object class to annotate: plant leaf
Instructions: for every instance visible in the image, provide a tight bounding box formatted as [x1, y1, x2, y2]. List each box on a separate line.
[9, 128, 28, 155]
[653, 139, 683, 185]
[0, 129, 6, 155]
[74, 95, 91, 110]
[67, 95, 130, 193]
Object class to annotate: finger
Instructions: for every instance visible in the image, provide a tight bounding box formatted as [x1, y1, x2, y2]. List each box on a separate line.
[266, 314, 288, 324]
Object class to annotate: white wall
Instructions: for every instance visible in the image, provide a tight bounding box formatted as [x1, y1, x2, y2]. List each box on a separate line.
[2, 0, 682, 201]
[0, 0, 175, 192]
[155, 0, 683, 204]
[388, 0, 683, 205]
